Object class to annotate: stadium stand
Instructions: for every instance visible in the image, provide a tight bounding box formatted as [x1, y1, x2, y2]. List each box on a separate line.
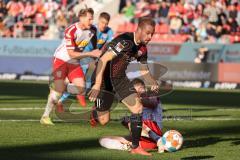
[1, 0, 240, 43]
[117, 0, 240, 43]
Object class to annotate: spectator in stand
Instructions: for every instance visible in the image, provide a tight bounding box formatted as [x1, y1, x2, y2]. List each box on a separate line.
[6, 0, 24, 22]
[227, 17, 239, 33]
[195, 3, 205, 17]
[215, 25, 223, 41]
[158, 0, 169, 24]
[218, 8, 227, 26]
[149, 0, 159, 18]
[55, 9, 67, 38]
[1, 0, 240, 43]
[0, 0, 7, 17]
[13, 17, 23, 38]
[195, 22, 208, 42]
[66, 7, 78, 24]
[168, 1, 184, 17]
[192, 13, 203, 29]
[119, 0, 126, 13]
[134, 0, 151, 20]
[61, 0, 67, 7]
[22, 0, 36, 19]
[228, 3, 238, 20]
[0, 14, 5, 37]
[169, 13, 183, 34]
[203, 0, 220, 25]
[43, 0, 59, 23]
[35, 0, 45, 14]
[121, 0, 135, 22]
[183, 2, 195, 24]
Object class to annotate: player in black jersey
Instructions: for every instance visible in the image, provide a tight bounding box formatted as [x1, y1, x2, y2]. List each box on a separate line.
[88, 17, 158, 156]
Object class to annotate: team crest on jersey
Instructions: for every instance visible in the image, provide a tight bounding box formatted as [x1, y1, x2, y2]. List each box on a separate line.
[115, 42, 125, 52]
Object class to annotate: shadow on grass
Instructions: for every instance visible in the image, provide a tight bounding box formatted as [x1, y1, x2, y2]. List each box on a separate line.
[1, 81, 240, 107]
[184, 137, 240, 149]
[161, 89, 240, 107]
[165, 108, 219, 112]
[232, 140, 240, 145]
[0, 138, 106, 160]
[181, 155, 215, 160]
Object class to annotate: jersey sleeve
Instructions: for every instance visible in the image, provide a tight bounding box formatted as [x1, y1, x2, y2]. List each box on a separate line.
[64, 26, 77, 50]
[107, 35, 133, 56]
[137, 45, 148, 64]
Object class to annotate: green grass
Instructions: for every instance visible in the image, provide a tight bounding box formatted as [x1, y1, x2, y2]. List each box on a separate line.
[0, 81, 240, 160]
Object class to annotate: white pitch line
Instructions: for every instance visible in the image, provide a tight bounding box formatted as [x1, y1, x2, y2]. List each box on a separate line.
[0, 119, 39, 122]
[0, 107, 44, 111]
[192, 118, 240, 121]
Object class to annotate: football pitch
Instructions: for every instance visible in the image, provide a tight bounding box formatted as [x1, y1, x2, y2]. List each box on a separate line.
[0, 80, 240, 160]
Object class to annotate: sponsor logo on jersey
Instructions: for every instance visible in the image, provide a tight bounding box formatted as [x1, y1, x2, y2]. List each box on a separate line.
[115, 42, 124, 52]
[76, 40, 89, 47]
[138, 46, 147, 56]
[138, 50, 143, 56]
[97, 39, 105, 45]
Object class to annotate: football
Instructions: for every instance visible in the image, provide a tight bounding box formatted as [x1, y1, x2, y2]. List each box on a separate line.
[162, 130, 183, 152]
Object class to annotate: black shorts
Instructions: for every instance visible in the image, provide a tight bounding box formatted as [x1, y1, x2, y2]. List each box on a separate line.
[91, 67, 136, 112]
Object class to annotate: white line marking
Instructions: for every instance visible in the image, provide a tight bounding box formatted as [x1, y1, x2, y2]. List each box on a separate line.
[0, 107, 44, 110]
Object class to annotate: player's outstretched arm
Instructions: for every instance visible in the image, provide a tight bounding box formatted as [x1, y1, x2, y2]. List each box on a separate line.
[67, 49, 102, 59]
[88, 51, 115, 102]
[139, 63, 159, 92]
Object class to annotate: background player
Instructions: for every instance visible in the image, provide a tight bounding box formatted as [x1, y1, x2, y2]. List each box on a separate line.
[88, 17, 158, 156]
[40, 8, 102, 125]
[121, 78, 165, 153]
[57, 12, 114, 110]
[99, 78, 164, 153]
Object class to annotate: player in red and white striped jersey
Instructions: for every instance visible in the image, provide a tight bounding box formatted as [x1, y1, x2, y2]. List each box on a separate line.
[40, 8, 102, 125]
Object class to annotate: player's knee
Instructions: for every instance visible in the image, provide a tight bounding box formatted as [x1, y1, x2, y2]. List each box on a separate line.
[50, 90, 62, 103]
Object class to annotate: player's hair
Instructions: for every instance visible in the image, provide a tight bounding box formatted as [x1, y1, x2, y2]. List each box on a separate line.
[131, 78, 145, 86]
[138, 17, 156, 28]
[99, 12, 111, 21]
[78, 8, 94, 17]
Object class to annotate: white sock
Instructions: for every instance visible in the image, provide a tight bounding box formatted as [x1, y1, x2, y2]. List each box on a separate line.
[42, 90, 61, 118]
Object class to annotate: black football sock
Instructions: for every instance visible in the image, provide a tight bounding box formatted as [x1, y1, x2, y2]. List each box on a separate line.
[130, 113, 142, 149]
[91, 106, 99, 122]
